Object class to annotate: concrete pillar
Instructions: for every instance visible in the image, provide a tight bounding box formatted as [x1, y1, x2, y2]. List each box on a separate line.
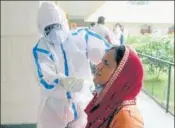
[1, 1, 41, 124]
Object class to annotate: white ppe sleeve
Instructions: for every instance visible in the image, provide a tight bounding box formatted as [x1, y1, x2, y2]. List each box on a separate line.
[33, 41, 66, 89]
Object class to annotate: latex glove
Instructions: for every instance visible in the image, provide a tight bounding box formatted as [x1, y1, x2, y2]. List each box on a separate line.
[65, 105, 87, 128]
[60, 77, 84, 92]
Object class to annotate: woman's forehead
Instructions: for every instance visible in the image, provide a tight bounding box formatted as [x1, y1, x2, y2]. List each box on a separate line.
[104, 49, 115, 61]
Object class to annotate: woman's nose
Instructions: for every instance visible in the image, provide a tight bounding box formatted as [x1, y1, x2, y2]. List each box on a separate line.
[96, 62, 103, 71]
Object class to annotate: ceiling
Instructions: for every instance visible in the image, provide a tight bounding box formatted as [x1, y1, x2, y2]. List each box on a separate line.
[86, 1, 174, 23]
[55, 1, 105, 20]
[54, 1, 174, 24]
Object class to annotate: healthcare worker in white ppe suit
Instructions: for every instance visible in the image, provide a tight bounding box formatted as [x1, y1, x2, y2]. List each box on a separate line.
[33, 2, 111, 128]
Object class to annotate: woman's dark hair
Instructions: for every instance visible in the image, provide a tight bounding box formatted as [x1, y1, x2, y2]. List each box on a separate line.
[97, 16, 105, 24]
[90, 22, 96, 27]
[109, 45, 126, 65]
[115, 23, 122, 28]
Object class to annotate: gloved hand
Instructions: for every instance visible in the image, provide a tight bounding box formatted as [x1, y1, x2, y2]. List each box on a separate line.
[65, 105, 87, 128]
[60, 77, 84, 92]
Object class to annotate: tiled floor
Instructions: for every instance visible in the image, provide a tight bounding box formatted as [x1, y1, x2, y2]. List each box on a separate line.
[1, 124, 36, 128]
[137, 92, 174, 128]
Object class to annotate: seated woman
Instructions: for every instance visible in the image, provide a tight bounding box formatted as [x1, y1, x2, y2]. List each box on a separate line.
[85, 45, 144, 128]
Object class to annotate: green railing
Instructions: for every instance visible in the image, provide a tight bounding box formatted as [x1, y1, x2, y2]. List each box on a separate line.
[138, 52, 174, 116]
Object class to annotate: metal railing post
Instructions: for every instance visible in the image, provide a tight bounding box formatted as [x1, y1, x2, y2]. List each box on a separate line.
[166, 65, 172, 113]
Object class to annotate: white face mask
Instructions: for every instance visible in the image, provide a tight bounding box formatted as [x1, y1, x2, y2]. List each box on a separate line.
[47, 28, 69, 44]
[115, 26, 121, 33]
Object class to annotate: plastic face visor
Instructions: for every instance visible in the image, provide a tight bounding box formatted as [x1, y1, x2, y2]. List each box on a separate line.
[44, 23, 62, 36]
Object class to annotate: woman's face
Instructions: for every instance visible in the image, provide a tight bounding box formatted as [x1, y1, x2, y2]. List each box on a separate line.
[115, 25, 121, 32]
[93, 49, 117, 85]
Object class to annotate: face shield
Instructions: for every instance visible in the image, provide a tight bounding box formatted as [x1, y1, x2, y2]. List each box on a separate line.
[45, 23, 69, 44]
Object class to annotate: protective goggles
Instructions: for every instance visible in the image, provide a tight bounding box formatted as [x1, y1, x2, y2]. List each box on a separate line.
[44, 23, 62, 36]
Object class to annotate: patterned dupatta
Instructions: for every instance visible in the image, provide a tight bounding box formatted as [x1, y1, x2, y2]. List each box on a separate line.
[85, 46, 144, 128]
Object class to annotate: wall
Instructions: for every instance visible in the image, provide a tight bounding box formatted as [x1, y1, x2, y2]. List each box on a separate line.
[70, 19, 90, 27]
[105, 22, 173, 35]
[1, 1, 41, 124]
[84, 21, 173, 36]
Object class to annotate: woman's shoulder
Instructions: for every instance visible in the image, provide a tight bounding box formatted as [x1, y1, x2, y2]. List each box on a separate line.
[110, 105, 144, 128]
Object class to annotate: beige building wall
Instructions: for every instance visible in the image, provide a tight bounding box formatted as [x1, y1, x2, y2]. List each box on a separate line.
[105, 22, 173, 36]
[1, 1, 41, 124]
[84, 21, 173, 36]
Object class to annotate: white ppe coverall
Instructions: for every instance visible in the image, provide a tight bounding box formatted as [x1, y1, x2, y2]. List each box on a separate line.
[33, 2, 111, 128]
